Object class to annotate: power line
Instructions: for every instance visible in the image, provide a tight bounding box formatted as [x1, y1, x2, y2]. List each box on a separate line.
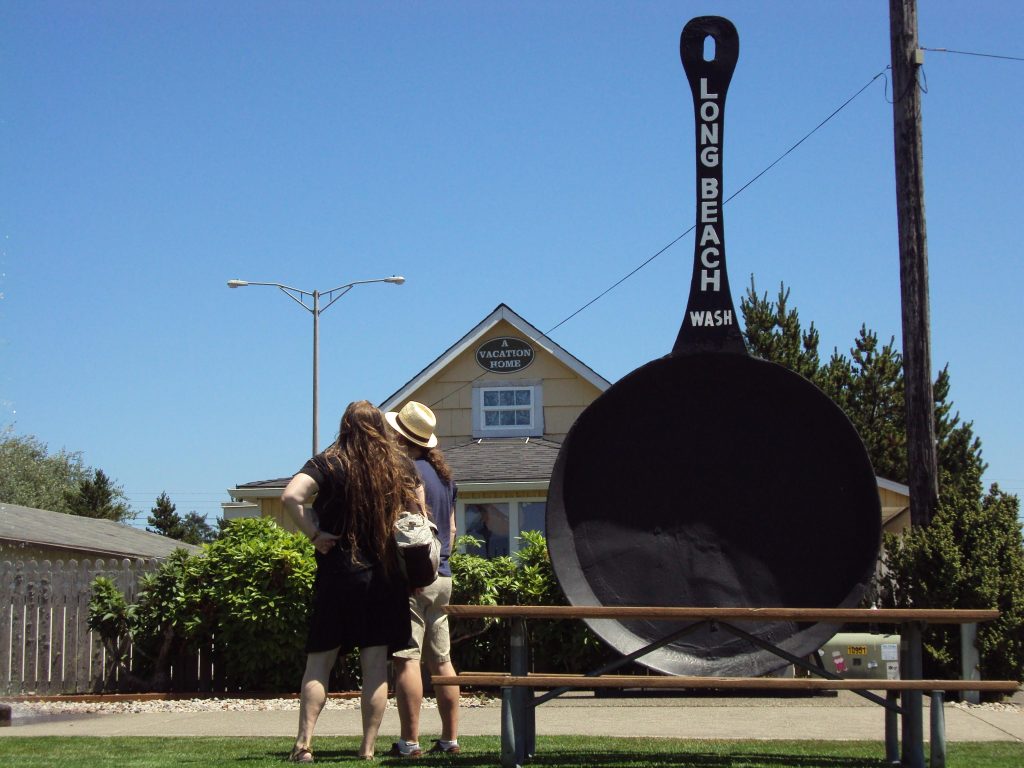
[426, 67, 889, 413]
[545, 67, 889, 336]
[920, 46, 1024, 63]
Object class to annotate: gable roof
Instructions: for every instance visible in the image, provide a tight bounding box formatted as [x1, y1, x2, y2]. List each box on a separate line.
[379, 303, 610, 412]
[0, 502, 199, 559]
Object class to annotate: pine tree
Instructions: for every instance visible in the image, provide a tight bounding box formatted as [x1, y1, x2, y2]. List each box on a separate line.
[64, 469, 132, 522]
[741, 278, 1023, 693]
[147, 492, 216, 544]
[147, 492, 187, 540]
[741, 278, 820, 380]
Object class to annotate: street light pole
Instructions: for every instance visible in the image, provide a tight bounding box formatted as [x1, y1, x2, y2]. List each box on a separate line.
[228, 275, 405, 455]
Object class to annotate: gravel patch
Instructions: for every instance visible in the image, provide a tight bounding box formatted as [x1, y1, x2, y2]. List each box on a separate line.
[6, 695, 498, 716]
[951, 700, 1022, 714]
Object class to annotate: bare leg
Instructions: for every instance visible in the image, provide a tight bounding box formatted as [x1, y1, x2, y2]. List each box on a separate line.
[295, 647, 340, 752]
[429, 659, 460, 742]
[393, 656, 423, 743]
[358, 645, 390, 758]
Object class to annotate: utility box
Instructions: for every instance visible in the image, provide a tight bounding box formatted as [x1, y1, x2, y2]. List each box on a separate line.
[819, 633, 901, 680]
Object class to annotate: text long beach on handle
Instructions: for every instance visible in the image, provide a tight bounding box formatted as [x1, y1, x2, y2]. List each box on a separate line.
[675, 17, 745, 355]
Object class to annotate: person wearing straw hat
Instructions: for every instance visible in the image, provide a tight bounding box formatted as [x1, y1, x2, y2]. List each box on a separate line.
[385, 401, 461, 757]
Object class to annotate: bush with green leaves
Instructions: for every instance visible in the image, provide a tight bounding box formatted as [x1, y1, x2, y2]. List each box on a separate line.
[90, 519, 362, 692]
[878, 470, 1024, 695]
[189, 517, 317, 690]
[449, 531, 616, 675]
[87, 575, 137, 688]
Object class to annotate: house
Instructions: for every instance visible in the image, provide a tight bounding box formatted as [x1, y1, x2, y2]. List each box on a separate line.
[225, 303, 910, 554]
[0, 502, 199, 562]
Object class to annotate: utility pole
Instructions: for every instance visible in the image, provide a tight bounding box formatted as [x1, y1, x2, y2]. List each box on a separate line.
[889, 0, 938, 529]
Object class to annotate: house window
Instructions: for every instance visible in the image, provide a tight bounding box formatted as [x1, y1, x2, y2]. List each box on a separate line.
[483, 388, 532, 427]
[473, 383, 543, 438]
[458, 499, 546, 558]
[464, 503, 510, 558]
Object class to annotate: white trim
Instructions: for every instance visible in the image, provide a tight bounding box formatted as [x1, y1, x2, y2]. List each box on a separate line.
[379, 304, 610, 412]
[222, 502, 261, 520]
[473, 382, 544, 438]
[227, 486, 285, 500]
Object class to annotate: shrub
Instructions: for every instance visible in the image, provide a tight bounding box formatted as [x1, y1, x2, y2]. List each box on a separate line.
[449, 531, 615, 675]
[879, 471, 1024, 697]
[188, 517, 317, 690]
[90, 519, 344, 692]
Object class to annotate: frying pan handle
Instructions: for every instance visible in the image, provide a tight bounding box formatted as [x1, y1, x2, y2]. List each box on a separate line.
[673, 17, 747, 356]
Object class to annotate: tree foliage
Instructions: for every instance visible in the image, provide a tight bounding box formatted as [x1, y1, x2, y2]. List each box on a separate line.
[740, 279, 985, 486]
[878, 470, 1024, 689]
[741, 278, 1022, 694]
[89, 518, 320, 692]
[64, 468, 132, 522]
[147, 492, 217, 544]
[0, 429, 132, 521]
[0, 431, 89, 513]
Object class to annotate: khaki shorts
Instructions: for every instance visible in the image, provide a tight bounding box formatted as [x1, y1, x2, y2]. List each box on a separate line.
[393, 576, 452, 664]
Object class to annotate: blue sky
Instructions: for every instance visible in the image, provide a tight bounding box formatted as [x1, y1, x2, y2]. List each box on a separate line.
[3, 1, 1021, 527]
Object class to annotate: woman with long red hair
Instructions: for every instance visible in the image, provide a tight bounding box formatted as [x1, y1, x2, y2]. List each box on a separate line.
[281, 400, 420, 762]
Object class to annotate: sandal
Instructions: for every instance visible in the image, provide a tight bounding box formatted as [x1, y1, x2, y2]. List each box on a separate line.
[288, 745, 314, 763]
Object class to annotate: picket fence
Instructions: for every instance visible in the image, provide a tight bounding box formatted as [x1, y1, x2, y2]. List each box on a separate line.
[1, 558, 219, 696]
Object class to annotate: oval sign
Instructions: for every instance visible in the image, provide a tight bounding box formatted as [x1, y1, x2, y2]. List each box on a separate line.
[476, 336, 535, 373]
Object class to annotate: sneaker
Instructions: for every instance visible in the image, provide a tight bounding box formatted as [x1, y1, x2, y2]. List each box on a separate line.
[428, 740, 461, 755]
[388, 742, 423, 758]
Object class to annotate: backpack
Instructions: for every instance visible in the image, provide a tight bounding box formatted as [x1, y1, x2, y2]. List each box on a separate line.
[394, 510, 441, 588]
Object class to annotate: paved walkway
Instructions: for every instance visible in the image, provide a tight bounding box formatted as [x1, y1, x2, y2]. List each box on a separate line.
[3, 692, 1023, 743]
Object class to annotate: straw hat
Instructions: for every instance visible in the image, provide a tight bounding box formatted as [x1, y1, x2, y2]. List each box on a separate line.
[385, 401, 439, 448]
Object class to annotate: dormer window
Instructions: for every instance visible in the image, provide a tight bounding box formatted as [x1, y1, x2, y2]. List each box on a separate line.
[472, 382, 543, 438]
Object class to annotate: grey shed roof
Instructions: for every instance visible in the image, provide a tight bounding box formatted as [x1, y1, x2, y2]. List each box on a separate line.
[0, 502, 199, 559]
[445, 437, 563, 484]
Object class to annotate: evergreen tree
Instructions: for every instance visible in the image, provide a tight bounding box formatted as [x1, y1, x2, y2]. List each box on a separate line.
[818, 327, 906, 483]
[740, 278, 1023, 693]
[740, 281, 986, 487]
[63, 469, 132, 523]
[180, 511, 217, 545]
[741, 278, 820, 380]
[933, 365, 986, 500]
[147, 492, 187, 540]
[147, 492, 216, 544]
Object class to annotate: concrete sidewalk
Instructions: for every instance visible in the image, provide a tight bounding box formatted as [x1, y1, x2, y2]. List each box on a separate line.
[3, 692, 1023, 744]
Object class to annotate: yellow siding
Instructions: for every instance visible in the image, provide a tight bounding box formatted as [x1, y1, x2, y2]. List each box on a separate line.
[397, 319, 602, 446]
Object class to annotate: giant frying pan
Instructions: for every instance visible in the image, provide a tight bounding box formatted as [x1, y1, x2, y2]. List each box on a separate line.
[546, 17, 882, 677]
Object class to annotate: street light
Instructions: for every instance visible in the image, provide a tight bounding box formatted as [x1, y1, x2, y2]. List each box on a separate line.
[228, 274, 406, 455]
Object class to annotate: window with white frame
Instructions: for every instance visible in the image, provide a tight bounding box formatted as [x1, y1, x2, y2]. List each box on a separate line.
[473, 383, 543, 438]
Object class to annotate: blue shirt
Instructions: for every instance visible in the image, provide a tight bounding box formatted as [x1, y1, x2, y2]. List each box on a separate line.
[414, 457, 456, 578]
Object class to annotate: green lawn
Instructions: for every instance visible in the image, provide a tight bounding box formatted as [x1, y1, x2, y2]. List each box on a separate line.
[0, 736, 1022, 767]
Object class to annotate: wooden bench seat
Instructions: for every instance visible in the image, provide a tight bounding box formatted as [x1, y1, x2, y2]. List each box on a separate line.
[432, 673, 1020, 693]
[441, 604, 1019, 768]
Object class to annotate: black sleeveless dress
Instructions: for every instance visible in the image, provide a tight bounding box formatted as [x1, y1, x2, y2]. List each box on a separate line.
[300, 455, 412, 654]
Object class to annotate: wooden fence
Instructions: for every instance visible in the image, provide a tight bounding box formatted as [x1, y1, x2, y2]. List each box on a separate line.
[1, 558, 161, 695]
